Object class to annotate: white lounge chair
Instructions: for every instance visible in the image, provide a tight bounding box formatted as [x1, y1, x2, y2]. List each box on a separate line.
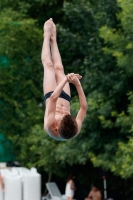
[15, 167, 41, 200]
[13, 167, 30, 175]
[12, 167, 41, 200]
[0, 169, 12, 177]
[4, 175, 22, 200]
[23, 173, 41, 200]
[0, 169, 12, 200]
[42, 182, 67, 200]
[30, 167, 37, 174]
[11, 167, 19, 176]
[13, 167, 41, 200]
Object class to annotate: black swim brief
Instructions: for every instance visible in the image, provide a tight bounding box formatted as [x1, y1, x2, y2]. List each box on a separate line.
[44, 90, 71, 102]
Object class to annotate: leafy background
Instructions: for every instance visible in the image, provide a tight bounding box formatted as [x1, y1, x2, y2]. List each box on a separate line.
[1, 0, 133, 199]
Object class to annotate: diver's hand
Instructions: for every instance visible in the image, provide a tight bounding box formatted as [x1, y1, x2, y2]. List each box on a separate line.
[66, 73, 81, 86]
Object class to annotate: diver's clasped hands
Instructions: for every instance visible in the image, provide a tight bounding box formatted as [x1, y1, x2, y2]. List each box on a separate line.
[66, 73, 82, 86]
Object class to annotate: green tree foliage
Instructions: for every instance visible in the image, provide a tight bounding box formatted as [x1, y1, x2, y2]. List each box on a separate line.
[2, 0, 133, 182]
[0, 9, 43, 152]
[89, 0, 133, 178]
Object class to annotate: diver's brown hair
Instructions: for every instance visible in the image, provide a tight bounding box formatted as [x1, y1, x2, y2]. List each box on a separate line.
[58, 115, 78, 139]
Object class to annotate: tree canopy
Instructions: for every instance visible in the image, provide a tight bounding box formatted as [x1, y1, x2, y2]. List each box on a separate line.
[1, 0, 133, 190]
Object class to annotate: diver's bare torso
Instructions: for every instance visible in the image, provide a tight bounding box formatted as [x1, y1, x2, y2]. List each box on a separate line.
[42, 19, 88, 140]
[44, 97, 70, 139]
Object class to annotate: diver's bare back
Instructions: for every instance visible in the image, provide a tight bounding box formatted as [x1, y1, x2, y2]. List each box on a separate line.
[44, 97, 70, 137]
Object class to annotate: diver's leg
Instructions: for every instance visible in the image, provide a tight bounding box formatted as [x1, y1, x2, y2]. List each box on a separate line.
[50, 22, 71, 96]
[41, 18, 57, 95]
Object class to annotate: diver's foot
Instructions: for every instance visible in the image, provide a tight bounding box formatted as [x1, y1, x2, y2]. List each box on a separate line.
[51, 21, 56, 42]
[44, 18, 53, 38]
